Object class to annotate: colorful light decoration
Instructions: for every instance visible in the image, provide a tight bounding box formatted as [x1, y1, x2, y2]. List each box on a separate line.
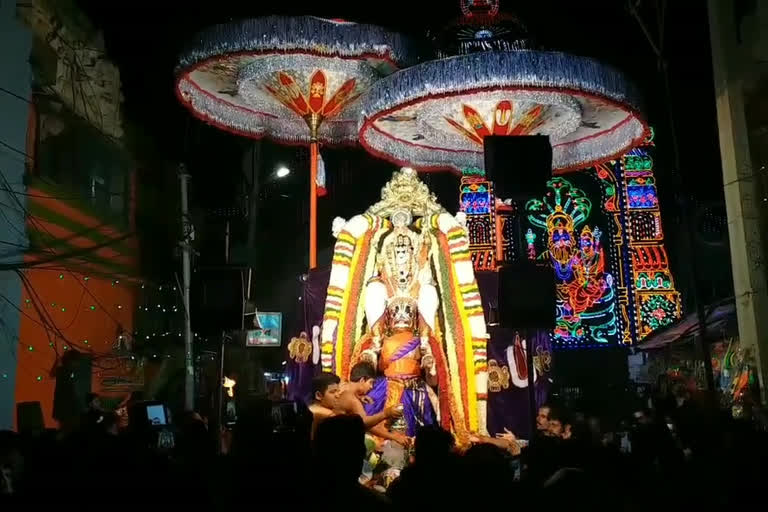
[454, 126, 679, 347]
[525, 177, 618, 345]
[525, 228, 536, 260]
[459, 168, 498, 270]
[593, 128, 681, 342]
[639, 294, 678, 332]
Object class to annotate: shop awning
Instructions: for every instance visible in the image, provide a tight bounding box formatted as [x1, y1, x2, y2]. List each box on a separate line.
[638, 298, 736, 350]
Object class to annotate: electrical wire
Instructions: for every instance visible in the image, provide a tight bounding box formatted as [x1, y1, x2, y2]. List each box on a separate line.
[0, 139, 32, 159]
[0, 167, 131, 363]
[5, 280, 122, 370]
[0, 85, 31, 104]
[0, 165, 135, 270]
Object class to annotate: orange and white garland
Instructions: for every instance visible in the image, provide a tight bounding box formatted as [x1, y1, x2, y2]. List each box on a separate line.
[320, 211, 488, 436]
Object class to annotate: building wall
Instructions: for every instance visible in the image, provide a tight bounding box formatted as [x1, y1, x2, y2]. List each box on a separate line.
[15, 267, 137, 427]
[9, 0, 144, 429]
[0, 0, 32, 431]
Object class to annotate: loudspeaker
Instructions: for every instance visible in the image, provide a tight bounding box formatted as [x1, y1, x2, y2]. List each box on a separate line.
[53, 350, 92, 425]
[498, 263, 556, 329]
[191, 267, 246, 333]
[484, 135, 552, 200]
[16, 401, 44, 433]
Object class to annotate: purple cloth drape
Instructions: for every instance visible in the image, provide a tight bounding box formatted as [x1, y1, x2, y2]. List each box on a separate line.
[475, 272, 552, 439]
[286, 267, 330, 402]
[364, 377, 436, 436]
[486, 327, 552, 440]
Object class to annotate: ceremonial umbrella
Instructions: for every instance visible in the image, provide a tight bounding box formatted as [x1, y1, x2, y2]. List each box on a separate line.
[175, 16, 414, 268]
[358, 50, 648, 174]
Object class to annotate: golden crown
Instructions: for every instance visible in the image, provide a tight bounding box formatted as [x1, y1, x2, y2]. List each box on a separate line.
[367, 168, 445, 219]
[545, 205, 574, 232]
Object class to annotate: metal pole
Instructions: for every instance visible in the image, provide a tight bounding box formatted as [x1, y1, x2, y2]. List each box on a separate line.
[224, 220, 230, 264]
[526, 330, 537, 441]
[215, 330, 227, 455]
[179, 168, 195, 411]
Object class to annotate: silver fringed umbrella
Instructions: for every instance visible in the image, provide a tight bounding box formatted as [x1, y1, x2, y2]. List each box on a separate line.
[358, 50, 648, 174]
[175, 16, 415, 268]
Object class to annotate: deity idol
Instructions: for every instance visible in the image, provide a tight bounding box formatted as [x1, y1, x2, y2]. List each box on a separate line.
[320, 168, 489, 441]
[527, 177, 616, 342]
[357, 208, 440, 436]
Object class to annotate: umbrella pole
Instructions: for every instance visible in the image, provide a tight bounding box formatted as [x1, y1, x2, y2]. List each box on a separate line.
[306, 113, 322, 270]
[310, 140, 318, 270]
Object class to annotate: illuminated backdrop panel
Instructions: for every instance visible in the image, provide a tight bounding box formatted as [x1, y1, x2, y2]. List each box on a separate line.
[459, 129, 681, 347]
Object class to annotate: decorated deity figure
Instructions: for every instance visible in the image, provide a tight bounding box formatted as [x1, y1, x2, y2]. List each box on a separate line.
[321, 168, 489, 443]
[357, 208, 441, 436]
[527, 177, 616, 343]
[567, 226, 610, 319]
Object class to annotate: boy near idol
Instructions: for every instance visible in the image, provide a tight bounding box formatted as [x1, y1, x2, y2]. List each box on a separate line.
[336, 362, 410, 447]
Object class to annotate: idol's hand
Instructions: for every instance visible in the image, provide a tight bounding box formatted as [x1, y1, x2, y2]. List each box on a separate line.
[361, 395, 374, 405]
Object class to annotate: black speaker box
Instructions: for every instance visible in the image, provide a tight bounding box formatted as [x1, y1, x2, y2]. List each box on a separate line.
[191, 267, 246, 333]
[52, 351, 92, 424]
[484, 135, 552, 200]
[498, 263, 556, 329]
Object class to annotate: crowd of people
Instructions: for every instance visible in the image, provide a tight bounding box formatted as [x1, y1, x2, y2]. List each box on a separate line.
[1, 370, 767, 508]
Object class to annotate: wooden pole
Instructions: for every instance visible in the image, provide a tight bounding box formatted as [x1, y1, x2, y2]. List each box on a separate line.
[310, 140, 318, 269]
[306, 113, 322, 270]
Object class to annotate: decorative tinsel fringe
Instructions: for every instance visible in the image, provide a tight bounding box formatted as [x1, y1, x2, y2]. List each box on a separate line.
[177, 16, 421, 73]
[360, 51, 644, 121]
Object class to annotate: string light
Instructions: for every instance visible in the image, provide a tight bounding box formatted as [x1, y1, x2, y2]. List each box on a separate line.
[16, 277, 186, 383]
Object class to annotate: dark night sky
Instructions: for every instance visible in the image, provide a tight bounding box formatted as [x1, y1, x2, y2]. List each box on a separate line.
[75, 0, 727, 305]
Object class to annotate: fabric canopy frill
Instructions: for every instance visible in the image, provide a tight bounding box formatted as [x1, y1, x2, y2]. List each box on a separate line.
[358, 51, 648, 173]
[175, 16, 418, 145]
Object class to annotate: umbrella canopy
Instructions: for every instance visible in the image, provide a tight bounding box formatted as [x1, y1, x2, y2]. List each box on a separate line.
[358, 51, 647, 173]
[175, 16, 416, 145]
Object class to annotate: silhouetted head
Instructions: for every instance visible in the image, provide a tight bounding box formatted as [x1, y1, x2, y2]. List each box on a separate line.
[414, 424, 455, 464]
[546, 405, 568, 438]
[314, 414, 366, 485]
